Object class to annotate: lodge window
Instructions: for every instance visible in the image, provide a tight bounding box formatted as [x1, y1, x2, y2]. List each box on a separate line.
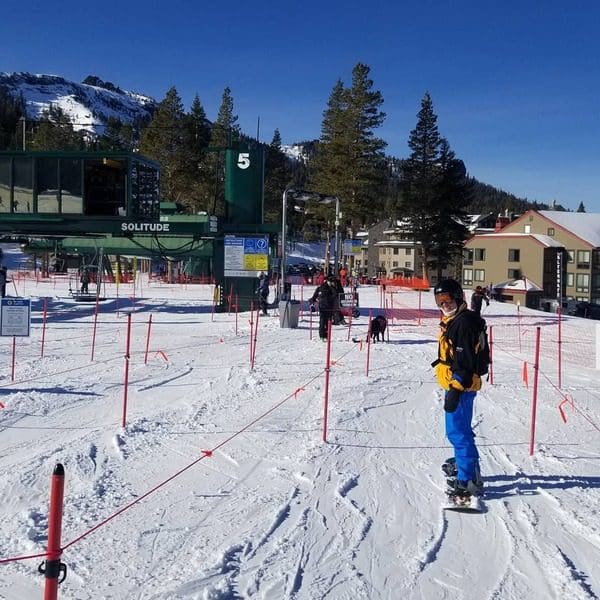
[463, 248, 473, 265]
[474, 269, 485, 282]
[474, 248, 486, 261]
[508, 249, 520, 262]
[463, 269, 473, 286]
[577, 250, 590, 269]
[508, 269, 521, 279]
[576, 273, 590, 293]
[547, 227, 555, 236]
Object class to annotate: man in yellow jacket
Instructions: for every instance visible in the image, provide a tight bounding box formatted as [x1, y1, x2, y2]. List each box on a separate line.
[433, 278, 484, 498]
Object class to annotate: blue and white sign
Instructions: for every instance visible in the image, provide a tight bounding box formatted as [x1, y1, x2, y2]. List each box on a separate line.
[0, 298, 31, 337]
[224, 235, 269, 277]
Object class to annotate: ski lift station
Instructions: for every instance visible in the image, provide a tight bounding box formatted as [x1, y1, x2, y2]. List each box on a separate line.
[0, 147, 279, 309]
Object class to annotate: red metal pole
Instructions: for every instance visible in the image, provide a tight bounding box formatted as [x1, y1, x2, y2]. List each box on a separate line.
[488, 325, 494, 385]
[249, 301, 254, 367]
[11, 336, 16, 381]
[42, 463, 66, 600]
[517, 303, 522, 354]
[121, 313, 132, 429]
[529, 327, 541, 456]
[90, 295, 99, 362]
[41, 297, 48, 358]
[251, 307, 260, 369]
[557, 307, 562, 389]
[235, 295, 239, 335]
[322, 319, 332, 443]
[365, 310, 373, 376]
[144, 314, 153, 365]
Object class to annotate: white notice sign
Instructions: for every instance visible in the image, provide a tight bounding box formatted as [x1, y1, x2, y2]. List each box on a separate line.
[0, 298, 31, 337]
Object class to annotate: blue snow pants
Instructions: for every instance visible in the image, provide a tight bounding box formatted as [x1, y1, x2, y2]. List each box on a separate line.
[444, 390, 480, 482]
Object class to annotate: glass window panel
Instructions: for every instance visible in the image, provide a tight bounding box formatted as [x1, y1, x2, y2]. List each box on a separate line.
[13, 157, 33, 213]
[0, 157, 10, 213]
[131, 161, 160, 219]
[37, 157, 59, 213]
[60, 159, 83, 214]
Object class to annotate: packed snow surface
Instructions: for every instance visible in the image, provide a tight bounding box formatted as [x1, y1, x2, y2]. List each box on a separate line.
[0, 245, 598, 599]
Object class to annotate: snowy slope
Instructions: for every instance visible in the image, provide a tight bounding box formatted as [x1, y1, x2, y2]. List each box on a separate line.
[0, 72, 155, 133]
[0, 246, 598, 599]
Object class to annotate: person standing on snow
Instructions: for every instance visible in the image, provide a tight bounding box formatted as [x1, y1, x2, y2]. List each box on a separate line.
[470, 285, 489, 316]
[257, 272, 270, 315]
[432, 278, 484, 499]
[310, 274, 338, 341]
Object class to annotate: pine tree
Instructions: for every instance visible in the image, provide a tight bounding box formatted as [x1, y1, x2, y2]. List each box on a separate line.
[264, 129, 291, 223]
[0, 86, 25, 150]
[311, 63, 387, 232]
[29, 104, 84, 151]
[202, 87, 240, 216]
[139, 87, 192, 205]
[402, 92, 471, 278]
[182, 94, 212, 213]
[577, 201, 586, 213]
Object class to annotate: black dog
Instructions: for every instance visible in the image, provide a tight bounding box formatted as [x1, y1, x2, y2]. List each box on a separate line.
[369, 315, 387, 342]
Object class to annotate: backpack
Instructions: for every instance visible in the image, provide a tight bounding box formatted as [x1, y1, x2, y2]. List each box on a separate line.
[434, 311, 491, 377]
[472, 318, 491, 376]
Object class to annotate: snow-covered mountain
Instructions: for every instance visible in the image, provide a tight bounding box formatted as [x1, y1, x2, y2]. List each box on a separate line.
[0, 72, 156, 133]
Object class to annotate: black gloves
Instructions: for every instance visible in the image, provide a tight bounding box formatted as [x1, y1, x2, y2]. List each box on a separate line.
[310, 303, 316, 312]
[444, 387, 461, 413]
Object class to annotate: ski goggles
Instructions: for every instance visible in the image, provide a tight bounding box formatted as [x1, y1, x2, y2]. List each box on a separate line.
[434, 292, 456, 307]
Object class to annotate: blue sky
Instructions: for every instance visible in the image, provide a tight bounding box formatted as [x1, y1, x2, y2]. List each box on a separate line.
[2, 1, 600, 211]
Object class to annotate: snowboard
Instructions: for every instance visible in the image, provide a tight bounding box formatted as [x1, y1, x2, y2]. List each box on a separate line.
[443, 493, 483, 513]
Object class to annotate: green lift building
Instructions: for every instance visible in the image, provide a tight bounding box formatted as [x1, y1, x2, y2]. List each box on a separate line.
[0, 147, 279, 310]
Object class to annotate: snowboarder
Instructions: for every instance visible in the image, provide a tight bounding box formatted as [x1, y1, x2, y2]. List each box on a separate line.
[432, 279, 484, 503]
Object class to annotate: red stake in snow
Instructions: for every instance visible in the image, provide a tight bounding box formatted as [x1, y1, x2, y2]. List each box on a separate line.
[39, 463, 67, 600]
[365, 310, 373, 376]
[144, 314, 153, 365]
[121, 313, 132, 428]
[90, 294, 100, 362]
[322, 319, 333, 443]
[41, 297, 48, 358]
[529, 327, 541, 456]
[488, 325, 494, 385]
[11, 336, 16, 382]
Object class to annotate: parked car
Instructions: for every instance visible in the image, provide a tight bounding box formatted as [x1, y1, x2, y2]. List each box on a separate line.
[565, 300, 600, 319]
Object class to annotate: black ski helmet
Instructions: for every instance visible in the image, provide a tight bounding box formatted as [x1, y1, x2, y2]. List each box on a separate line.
[433, 279, 464, 304]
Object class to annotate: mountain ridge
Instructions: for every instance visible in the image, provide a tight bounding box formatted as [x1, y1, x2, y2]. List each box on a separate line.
[0, 71, 156, 133]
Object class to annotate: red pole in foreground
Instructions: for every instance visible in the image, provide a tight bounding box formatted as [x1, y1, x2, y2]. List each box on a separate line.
[41, 297, 48, 358]
[40, 463, 66, 600]
[322, 319, 333, 443]
[121, 313, 132, 428]
[529, 326, 541, 456]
